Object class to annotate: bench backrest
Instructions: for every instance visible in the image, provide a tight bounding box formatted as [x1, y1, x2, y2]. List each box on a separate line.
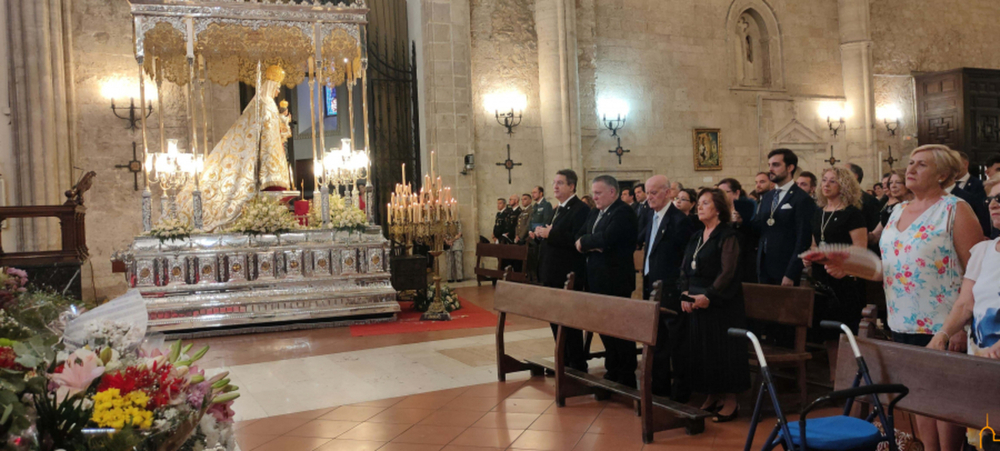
[742, 283, 814, 327]
[475, 243, 529, 281]
[835, 335, 1000, 429]
[494, 280, 660, 345]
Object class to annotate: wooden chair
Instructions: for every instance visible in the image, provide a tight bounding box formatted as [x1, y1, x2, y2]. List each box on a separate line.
[743, 283, 815, 408]
[493, 279, 711, 442]
[474, 242, 529, 285]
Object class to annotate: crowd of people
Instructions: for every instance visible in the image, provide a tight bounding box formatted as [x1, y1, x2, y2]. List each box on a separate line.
[501, 145, 1000, 447]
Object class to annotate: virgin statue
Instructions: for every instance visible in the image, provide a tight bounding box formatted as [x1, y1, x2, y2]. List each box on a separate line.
[178, 64, 293, 230]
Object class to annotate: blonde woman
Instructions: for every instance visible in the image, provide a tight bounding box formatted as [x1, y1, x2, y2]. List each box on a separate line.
[806, 167, 868, 333]
[823, 145, 985, 451]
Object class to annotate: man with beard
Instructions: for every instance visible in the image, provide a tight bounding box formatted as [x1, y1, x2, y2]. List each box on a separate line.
[753, 149, 814, 286]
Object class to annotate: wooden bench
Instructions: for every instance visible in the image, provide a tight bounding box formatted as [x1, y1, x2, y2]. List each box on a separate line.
[834, 334, 1000, 432]
[743, 283, 815, 408]
[493, 278, 711, 442]
[475, 243, 529, 285]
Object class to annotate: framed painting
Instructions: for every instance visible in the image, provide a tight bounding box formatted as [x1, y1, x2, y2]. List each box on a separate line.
[693, 128, 722, 171]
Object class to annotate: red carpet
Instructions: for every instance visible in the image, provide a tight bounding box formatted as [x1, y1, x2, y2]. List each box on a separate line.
[349, 297, 502, 337]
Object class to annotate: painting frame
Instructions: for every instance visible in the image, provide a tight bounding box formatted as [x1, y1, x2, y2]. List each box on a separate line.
[692, 128, 722, 171]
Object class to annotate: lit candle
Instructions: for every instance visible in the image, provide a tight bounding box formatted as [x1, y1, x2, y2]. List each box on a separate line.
[387, 203, 393, 225]
[401, 163, 406, 186]
[437, 176, 442, 194]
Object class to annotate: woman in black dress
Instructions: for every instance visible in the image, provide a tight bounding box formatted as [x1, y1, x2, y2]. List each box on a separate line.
[807, 167, 868, 334]
[677, 188, 749, 422]
[869, 169, 912, 244]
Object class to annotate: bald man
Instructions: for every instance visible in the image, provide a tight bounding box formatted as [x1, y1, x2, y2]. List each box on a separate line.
[639, 175, 694, 399]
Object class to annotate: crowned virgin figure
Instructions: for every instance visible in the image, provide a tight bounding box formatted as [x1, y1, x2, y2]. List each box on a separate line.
[177, 64, 293, 231]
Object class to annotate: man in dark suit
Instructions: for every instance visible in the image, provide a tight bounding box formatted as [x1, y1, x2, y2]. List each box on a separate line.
[956, 151, 986, 197]
[848, 163, 881, 232]
[576, 175, 639, 387]
[753, 149, 815, 286]
[639, 175, 693, 398]
[492, 198, 510, 244]
[948, 183, 991, 236]
[532, 169, 591, 371]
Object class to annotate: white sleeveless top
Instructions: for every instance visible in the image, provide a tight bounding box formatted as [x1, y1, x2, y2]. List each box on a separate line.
[879, 196, 964, 334]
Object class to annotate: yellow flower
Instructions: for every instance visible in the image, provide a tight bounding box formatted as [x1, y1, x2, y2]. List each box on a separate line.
[91, 388, 154, 430]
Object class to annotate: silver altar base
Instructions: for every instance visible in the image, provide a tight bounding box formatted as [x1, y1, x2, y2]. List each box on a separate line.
[117, 226, 398, 334]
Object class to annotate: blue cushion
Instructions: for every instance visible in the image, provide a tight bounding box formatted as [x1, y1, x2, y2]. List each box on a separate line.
[780, 416, 882, 450]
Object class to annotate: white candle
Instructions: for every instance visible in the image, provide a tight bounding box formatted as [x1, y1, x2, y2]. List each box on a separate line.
[387, 203, 392, 225]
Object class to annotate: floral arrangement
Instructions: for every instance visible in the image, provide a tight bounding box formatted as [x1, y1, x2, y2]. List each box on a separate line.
[145, 217, 193, 243]
[226, 195, 299, 236]
[414, 283, 461, 313]
[307, 194, 368, 233]
[0, 268, 239, 451]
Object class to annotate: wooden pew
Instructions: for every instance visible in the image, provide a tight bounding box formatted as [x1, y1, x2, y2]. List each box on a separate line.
[493, 279, 712, 442]
[834, 335, 1000, 431]
[475, 243, 529, 285]
[743, 283, 815, 407]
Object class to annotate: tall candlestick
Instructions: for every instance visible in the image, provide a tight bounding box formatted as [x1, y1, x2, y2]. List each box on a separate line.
[402, 163, 406, 186]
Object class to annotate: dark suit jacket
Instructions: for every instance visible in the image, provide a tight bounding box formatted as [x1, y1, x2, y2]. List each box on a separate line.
[538, 196, 590, 290]
[578, 199, 639, 297]
[960, 176, 985, 197]
[640, 204, 693, 305]
[752, 183, 815, 282]
[861, 192, 881, 232]
[951, 186, 991, 236]
[635, 201, 651, 232]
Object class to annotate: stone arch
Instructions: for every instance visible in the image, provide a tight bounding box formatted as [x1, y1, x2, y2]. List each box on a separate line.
[725, 0, 784, 90]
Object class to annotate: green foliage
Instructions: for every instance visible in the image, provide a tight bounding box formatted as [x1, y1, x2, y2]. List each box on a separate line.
[33, 392, 93, 451]
[12, 335, 57, 370]
[86, 425, 144, 451]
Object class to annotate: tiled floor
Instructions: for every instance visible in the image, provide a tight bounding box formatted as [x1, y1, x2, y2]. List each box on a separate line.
[234, 375, 842, 451]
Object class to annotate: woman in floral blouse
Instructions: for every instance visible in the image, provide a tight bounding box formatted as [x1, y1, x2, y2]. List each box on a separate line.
[824, 145, 984, 451]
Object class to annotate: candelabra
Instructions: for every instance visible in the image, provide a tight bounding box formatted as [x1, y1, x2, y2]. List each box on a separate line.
[387, 151, 460, 321]
[599, 98, 630, 164]
[314, 138, 370, 227]
[146, 139, 202, 224]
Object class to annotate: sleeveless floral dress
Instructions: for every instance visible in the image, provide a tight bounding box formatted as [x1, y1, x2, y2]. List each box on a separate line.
[879, 196, 964, 335]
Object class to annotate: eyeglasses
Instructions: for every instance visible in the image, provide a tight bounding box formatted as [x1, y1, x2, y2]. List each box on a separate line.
[985, 195, 1000, 206]
[676, 197, 691, 203]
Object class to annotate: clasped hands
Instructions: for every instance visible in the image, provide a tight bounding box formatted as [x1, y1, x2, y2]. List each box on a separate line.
[680, 292, 710, 312]
[927, 329, 980, 355]
[574, 238, 602, 253]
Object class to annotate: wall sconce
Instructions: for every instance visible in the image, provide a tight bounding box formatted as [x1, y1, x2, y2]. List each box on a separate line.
[819, 103, 849, 137]
[598, 98, 630, 164]
[876, 105, 903, 168]
[484, 91, 526, 135]
[598, 97, 629, 137]
[877, 105, 902, 137]
[102, 77, 155, 131]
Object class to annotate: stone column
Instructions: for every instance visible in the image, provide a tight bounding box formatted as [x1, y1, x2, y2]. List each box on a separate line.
[838, 0, 877, 178]
[536, 0, 583, 178]
[7, 0, 77, 252]
[421, 0, 479, 277]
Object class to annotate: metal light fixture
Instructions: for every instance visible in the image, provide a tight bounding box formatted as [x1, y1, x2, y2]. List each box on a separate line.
[103, 77, 156, 191]
[314, 138, 370, 226]
[820, 102, 848, 138]
[484, 91, 526, 135]
[877, 105, 903, 168]
[599, 97, 630, 164]
[145, 139, 203, 221]
[877, 105, 901, 137]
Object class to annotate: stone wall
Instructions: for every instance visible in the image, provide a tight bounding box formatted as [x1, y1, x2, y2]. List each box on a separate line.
[574, 0, 843, 191]
[470, 0, 544, 240]
[869, 0, 1000, 175]
[72, 0, 239, 299]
